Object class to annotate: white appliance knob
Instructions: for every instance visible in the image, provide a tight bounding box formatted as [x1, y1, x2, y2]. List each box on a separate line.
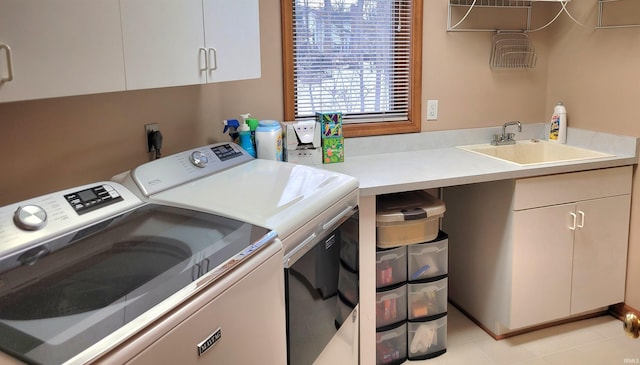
[189, 151, 208, 168]
[14, 205, 47, 231]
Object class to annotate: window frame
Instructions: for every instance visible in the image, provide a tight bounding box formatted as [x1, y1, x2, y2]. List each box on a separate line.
[281, 0, 423, 138]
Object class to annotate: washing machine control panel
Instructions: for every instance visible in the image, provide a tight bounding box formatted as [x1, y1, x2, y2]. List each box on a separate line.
[0, 182, 144, 273]
[64, 184, 124, 215]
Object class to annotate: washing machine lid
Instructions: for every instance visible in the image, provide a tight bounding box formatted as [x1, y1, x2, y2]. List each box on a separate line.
[0, 195, 275, 364]
[147, 158, 359, 242]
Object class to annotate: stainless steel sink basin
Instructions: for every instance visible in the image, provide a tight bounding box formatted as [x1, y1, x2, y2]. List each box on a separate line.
[457, 139, 613, 166]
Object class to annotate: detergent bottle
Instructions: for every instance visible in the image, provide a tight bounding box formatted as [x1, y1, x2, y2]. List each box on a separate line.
[548, 102, 567, 143]
[238, 120, 257, 158]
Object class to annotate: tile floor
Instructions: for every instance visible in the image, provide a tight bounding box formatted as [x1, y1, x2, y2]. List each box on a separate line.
[407, 306, 640, 365]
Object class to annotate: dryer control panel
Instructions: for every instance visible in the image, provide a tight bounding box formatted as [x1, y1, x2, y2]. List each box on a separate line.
[131, 142, 254, 197]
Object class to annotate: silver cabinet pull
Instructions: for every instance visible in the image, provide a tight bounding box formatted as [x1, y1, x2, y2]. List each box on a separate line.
[577, 210, 585, 228]
[0, 44, 14, 83]
[198, 47, 207, 73]
[569, 212, 577, 231]
[208, 48, 217, 71]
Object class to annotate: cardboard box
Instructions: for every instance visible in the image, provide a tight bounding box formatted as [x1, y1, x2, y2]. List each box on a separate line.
[316, 112, 343, 138]
[322, 137, 344, 164]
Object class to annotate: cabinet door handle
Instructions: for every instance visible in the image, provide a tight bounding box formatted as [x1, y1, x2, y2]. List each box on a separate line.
[208, 48, 217, 71]
[0, 44, 14, 83]
[577, 210, 585, 228]
[198, 47, 208, 73]
[569, 212, 577, 231]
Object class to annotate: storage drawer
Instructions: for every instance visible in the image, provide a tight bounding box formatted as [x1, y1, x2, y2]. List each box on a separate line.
[407, 314, 447, 360]
[408, 232, 448, 281]
[376, 246, 407, 288]
[376, 284, 407, 328]
[408, 277, 448, 320]
[514, 166, 632, 210]
[376, 322, 407, 365]
[376, 191, 445, 248]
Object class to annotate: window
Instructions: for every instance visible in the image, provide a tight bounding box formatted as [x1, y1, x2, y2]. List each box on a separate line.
[282, 0, 423, 137]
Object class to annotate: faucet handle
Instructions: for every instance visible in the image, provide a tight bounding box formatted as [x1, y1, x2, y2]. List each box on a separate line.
[506, 132, 516, 141]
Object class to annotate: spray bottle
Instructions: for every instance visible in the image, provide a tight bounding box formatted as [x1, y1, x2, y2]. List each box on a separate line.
[223, 119, 240, 143]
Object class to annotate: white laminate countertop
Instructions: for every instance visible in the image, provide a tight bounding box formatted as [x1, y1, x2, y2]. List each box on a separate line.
[320, 124, 639, 196]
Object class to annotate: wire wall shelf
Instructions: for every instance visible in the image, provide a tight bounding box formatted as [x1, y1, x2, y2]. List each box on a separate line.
[447, 0, 572, 32]
[490, 32, 537, 69]
[449, 1, 535, 8]
[597, 0, 640, 29]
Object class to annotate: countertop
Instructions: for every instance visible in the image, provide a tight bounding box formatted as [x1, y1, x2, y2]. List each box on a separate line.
[321, 124, 639, 195]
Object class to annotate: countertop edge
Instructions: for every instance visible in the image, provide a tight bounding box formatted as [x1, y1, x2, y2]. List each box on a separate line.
[319, 126, 639, 196]
[357, 157, 637, 196]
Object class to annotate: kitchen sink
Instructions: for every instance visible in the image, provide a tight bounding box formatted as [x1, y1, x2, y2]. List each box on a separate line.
[457, 139, 613, 166]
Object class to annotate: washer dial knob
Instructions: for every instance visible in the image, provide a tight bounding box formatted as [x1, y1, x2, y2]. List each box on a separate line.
[14, 205, 47, 231]
[189, 151, 209, 168]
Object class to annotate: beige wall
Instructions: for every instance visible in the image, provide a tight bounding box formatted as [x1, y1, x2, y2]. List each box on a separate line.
[0, 86, 203, 204]
[544, 1, 640, 311]
[0, 1, 638, 308]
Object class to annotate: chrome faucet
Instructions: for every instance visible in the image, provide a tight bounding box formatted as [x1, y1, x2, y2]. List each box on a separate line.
[491, 121, 522, 146]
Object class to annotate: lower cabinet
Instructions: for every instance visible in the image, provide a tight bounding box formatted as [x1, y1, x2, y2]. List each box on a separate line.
[511, 194, 630, 329]
[444, 166, 632, 336]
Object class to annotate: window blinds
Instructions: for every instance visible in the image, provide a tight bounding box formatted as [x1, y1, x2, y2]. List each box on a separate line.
[291, 0, 413, 124]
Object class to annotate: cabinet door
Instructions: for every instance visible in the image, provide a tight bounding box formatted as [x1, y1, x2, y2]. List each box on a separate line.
[571, 194, 631, 314]
[511, 203, 575, 329]
[120, 0, 206, 90]
[0, 0, 125, 102]
[202, 0, 261, 83]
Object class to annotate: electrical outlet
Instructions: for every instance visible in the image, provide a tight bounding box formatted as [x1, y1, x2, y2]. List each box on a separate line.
[145, 123, 159, 152]
[427, 100, 438, 121]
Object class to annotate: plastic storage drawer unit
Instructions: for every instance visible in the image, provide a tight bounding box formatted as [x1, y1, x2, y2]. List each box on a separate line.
[376, 190, 446, 248]
[408, 314, 447, 360]
[408, 277, 448, 320]
[408, 232, 448, 281]
[376, 246, 407, 288]
[376, 283, 407, 328]
[376, 322, 407, 365]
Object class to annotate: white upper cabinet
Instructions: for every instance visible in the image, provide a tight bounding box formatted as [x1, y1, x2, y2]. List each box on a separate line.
[0, 1, 262, 102]
[120, 0, 206, 90]
[120, 0, 261, 91]
[0, 0, 126, 103]
[203, 0, 261, 83]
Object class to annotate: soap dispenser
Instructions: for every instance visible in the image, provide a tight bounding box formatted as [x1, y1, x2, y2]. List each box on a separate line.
[238, 121, 257, 158]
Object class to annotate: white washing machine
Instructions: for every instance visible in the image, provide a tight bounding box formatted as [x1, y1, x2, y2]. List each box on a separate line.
[113, 142, 361, 365]
[0, 181, 286, 365]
